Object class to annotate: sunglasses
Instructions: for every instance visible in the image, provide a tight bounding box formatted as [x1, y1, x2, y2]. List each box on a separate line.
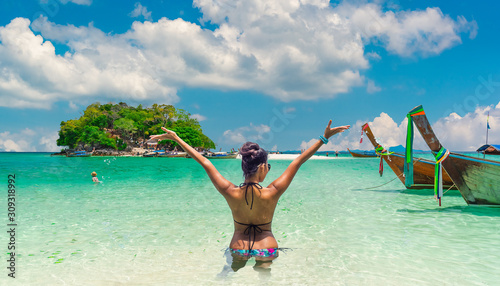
[260, 163, 271, 170]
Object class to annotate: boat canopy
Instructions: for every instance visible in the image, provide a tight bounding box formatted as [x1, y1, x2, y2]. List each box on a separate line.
[476, 144, 500, 152]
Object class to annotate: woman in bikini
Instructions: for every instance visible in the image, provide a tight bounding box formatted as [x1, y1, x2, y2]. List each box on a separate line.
[150, 120, 350, 270]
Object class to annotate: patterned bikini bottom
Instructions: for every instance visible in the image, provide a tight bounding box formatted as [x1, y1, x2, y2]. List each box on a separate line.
[230, 248, 278, 258]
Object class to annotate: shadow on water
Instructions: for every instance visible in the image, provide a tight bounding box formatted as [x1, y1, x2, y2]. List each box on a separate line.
[216, 248, 292, 281]
[397, 205, 500, 217]
[351, 187, 463, 197]
[216, 249, 273, 282]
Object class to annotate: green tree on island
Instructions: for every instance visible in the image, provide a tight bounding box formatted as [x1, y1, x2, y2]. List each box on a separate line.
[57, 102, 216, 151]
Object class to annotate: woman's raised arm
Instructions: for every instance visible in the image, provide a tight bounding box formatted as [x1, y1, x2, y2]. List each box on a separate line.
[150, 127, 233, 195]
[268, 120, 350, 196]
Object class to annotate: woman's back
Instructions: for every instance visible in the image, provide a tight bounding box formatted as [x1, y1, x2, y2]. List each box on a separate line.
[225, 183, 279, 251]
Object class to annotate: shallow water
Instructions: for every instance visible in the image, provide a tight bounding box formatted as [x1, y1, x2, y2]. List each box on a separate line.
[1, 153, 500, 285]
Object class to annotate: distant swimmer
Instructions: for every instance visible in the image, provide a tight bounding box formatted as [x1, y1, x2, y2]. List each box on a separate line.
[91, 171, 99, 183]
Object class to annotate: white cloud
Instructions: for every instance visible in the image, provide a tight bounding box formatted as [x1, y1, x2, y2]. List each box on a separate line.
[366, 79, 381, 93]
[58, 0, 93, 5]
[0, 17, 178, 109]
[343, 4, 477, 57]
[0, 129, 60, 152]
[42, 0, 92, 5]
[433, 104, 499, 151]
[69, 101, 78, 110]
[271, 144, 278, 151]
[190, 113, 207, 122]
[299, 102, 500, 152]
[129, 3, 152, 21]
[21, 128, 37, 137]
[365, 51, 381, 60]
[222, 123, 271, 145]
[0, 131, 35, 152]
[0, 2, 476, 108]
[39, 131, 60, 151]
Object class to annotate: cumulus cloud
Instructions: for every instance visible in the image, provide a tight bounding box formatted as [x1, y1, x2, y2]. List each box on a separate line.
[0, 1, 477, 108]
[0, 17, 178, 109]
[43, 0, 92, 5]
[222, 123, 271, 145]
[299, 102, 500, 152]
[342, 4, 477, 56]
[433, 104, 499, 151]
[39, 131, 60, 151]
[365, 51, 381, 60]
[0, 128, 59, 152]
[129, 3, 152, 21]
[366, 79, 381, 93]
[69, 101, 79, 110]
[190, 113, 207, 122]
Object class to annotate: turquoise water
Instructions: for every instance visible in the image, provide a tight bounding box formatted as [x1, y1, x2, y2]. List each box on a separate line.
[1, 152, 500, 285]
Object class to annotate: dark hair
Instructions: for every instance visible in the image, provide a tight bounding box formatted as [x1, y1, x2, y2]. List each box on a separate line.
[240, 142, 268, 179]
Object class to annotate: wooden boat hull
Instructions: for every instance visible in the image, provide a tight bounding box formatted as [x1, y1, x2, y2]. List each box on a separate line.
[66, 152, 92, 157]
[347, 148, 378, 158]
[362, 123, 455, 190]
[410, 105, 500, 205]
[158, 153, 187, 158]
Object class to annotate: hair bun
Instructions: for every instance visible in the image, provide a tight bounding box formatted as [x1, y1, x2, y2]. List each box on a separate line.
[240, 142, 268, 179]
[240, 142, 260, 159]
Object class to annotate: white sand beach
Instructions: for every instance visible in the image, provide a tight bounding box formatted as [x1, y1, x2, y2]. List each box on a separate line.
[234, 154, 341, 160]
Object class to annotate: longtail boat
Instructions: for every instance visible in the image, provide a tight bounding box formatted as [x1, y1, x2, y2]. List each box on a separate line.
[143, 150, 166, 157]
[347, 148, 378, 158]
[361, 123, 455, 190]
[203, 152, 238, 159]
[66, 150, 93, 157]
[408, 105, 500, 205]
[159, 152, 187, 158]
[477, 144, 500, 155]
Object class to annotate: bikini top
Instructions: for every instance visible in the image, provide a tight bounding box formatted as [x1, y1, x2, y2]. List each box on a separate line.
[234, 182, 272, 252]
[238, 182, 262, 210]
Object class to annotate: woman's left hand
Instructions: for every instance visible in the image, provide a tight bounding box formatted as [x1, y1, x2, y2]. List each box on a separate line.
[149, 127, 179, 141]
[324, 120, 350, 139]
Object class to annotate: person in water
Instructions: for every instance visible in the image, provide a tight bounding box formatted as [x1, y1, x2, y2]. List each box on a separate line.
[150, 120, 350, 270]
[91, 171, 99, 183]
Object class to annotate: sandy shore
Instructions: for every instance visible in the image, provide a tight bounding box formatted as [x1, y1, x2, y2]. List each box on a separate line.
[235, 154, 340, 160]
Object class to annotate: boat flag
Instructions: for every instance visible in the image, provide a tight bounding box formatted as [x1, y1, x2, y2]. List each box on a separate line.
[487, 112, 491, 129]
[374, 144, 394, 177]
[433, 147, 450, 206]
[360, 124, 368, 143]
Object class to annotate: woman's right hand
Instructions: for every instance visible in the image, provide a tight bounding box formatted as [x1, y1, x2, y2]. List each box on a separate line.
[324, 120, 350, 139]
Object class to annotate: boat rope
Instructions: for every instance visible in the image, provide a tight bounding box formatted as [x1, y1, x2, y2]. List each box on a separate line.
[361, 158, 422, 190]
[362, 173, 404, 190]
[419, 183, 456, 201]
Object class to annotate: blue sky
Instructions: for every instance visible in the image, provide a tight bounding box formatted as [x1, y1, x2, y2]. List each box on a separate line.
[0, 0, 499, 152]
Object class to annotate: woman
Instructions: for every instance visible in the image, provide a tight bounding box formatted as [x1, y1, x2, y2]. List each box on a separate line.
[150, 120, 349, 269]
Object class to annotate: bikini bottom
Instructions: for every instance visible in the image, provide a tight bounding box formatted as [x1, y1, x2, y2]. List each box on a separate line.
[230, 248, 278, 258]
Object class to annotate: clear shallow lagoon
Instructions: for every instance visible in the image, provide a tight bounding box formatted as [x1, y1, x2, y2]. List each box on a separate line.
[1, 152, 500, 285]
